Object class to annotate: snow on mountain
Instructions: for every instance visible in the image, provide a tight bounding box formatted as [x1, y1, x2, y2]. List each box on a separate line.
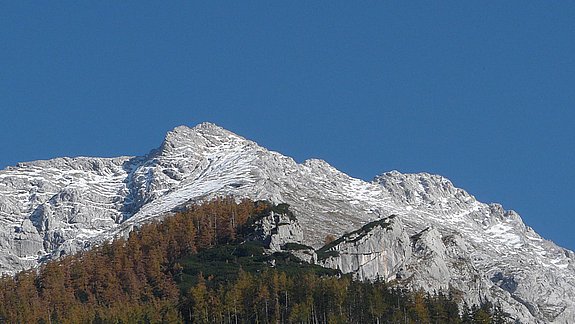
[0, 122, 573, 323]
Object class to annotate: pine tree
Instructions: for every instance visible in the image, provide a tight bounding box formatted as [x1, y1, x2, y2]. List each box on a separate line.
[190, 274, 210, 324]
[412, 290, 431, 323]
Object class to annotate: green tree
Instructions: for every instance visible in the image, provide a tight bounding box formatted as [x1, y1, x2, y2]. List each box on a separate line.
[190, 274, 209, 324]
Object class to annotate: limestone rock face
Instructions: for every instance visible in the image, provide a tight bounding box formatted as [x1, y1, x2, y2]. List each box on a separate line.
[315, 219, 536, 323]
[249, 210, 304, 252]
[317, 216, 411, 281]
[408, 227, 452, 291]
[0, 122, 573, 323]
[0, 156, 131, 272]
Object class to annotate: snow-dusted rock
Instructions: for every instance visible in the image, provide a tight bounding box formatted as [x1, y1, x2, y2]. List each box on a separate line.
[0, 122, 573, 323]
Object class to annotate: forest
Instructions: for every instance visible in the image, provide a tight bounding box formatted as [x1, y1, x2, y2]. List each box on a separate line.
[0, 198, 508, 323]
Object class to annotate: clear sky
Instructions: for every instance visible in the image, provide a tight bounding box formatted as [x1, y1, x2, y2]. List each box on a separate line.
[1, 2, 574, 250]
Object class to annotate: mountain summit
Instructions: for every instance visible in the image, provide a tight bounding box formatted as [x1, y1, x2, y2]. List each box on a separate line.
[0, 123, 573, 323]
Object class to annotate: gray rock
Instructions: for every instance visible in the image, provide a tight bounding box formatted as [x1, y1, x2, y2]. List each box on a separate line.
[317, 216, 411, 281]
[248, 211, 304, 252]
[0, 122, 573, 323]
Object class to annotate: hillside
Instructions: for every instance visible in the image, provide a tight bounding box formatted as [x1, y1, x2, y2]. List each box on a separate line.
[0, 199, 505, 323]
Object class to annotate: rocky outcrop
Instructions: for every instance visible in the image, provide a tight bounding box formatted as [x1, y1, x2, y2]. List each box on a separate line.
[316, 216, 411, 281]
[314, 217, 538, 323]
[247, 208, 304, 252]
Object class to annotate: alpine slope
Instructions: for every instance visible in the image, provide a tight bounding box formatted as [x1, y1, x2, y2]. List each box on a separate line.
[0, 122, 573, 323]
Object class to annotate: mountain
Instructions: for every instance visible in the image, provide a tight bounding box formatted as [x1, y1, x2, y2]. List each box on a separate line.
[0, 122, 573, 323]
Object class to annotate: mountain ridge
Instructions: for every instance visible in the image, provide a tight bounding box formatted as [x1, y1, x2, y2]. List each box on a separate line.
[0, 122, 573, 323]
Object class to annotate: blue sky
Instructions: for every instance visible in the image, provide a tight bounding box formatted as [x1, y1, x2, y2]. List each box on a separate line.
[1, 2, 574, 250]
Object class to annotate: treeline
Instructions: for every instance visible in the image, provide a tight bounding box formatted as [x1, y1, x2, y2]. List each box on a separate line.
[0, 198, 508, 323]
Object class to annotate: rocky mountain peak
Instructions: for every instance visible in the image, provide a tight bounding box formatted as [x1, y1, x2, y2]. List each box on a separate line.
[160, 123, 248, 155]
[373, 170, 475, 211]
